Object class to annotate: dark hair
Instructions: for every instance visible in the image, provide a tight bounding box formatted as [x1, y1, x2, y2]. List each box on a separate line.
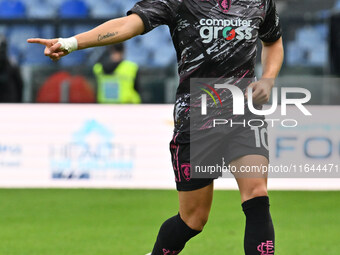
[109, 43, 125, 54]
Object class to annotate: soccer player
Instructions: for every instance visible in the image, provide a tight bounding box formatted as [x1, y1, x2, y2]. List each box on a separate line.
[28, 0, 284, 254]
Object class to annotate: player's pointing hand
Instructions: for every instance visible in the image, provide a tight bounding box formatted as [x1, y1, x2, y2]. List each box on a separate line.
[27, 38, 64, 61]
[27, 37, 78, 61]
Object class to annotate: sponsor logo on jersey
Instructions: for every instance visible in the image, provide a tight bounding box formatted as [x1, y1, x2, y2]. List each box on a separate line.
[217, 0, 231, 13]
[199, 18, 253, 43]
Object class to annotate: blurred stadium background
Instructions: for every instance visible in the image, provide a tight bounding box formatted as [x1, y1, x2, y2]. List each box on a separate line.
[0, 0, 339, 103]
[0, 0, 340, 254]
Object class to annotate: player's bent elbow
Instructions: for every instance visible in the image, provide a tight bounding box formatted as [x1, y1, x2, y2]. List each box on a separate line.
[122, 14, 145, 39]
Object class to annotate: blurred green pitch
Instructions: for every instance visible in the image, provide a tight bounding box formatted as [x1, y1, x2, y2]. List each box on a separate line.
[0, 189, 339, 255]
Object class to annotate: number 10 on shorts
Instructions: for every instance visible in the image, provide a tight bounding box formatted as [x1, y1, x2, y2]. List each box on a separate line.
[251, 126, 269, 150]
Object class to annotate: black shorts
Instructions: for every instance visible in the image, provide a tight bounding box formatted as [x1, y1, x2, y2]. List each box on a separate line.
[170, 119, 269, 191]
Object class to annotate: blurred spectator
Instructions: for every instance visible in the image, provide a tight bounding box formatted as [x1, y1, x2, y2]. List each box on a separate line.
[93, 43, 141, 104]
[0, 34, 23, 103]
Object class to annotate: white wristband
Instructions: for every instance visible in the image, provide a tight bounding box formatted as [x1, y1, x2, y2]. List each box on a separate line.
[58, 37, 78, 53]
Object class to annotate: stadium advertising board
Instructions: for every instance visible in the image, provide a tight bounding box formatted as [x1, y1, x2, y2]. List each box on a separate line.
[0, 105, 339, 190]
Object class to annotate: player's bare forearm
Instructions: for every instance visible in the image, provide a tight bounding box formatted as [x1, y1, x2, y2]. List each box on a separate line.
[76, 14, 144, 50]
[27, 14, 144, 61]
[246, 37, 284, 104]
[261, 37, 284, 82]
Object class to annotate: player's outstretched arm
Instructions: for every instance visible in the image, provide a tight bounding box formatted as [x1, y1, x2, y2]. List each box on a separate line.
[27, 14, 144, 61]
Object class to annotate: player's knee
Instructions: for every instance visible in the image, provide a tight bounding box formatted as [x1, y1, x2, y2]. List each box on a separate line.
[189, 210, 209, 231]
[243, 185, 268, 201]
[181, 207, 209, 231]
[195, 209, 209, 229]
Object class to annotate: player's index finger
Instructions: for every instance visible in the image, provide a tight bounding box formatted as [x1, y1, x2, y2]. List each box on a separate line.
[27, 38, 48, 45]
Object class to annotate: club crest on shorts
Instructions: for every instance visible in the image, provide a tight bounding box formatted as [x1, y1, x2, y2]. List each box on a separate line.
[180, 163, 191, 181]
[217, 0, 231, 13]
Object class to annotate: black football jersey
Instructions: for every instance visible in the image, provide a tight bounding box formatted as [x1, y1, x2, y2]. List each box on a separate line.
[128, 0, 282, 133]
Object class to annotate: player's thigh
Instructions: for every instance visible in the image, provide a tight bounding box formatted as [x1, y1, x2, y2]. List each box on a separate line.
[230, 154, 269, 203]
[178, 182, 214, 229]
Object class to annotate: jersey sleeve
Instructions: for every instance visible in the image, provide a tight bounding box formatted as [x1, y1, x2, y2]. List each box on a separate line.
[127, 0, 180, 34]
[258, 0, 282, 43]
